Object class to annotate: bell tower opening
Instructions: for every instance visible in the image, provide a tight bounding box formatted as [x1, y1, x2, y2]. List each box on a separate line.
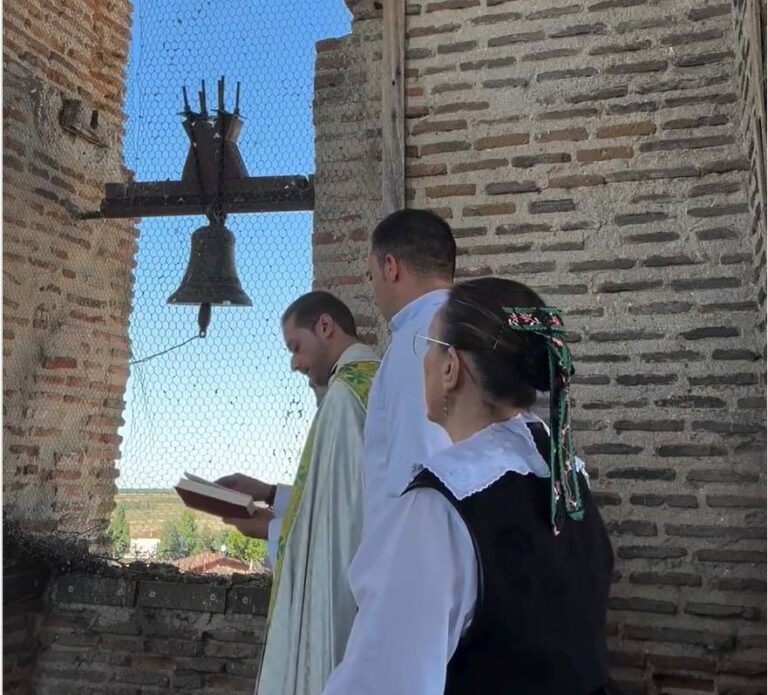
[115, 0, 351, 568]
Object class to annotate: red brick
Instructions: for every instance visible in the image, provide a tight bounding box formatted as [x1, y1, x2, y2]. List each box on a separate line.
[31, 427, 62, 437]
[576, 146, 634, 162]
[421, 140, 472, 156]
[426, 0, 480, 10]
[4, 155, 24, 172]
[407, 163, 448, 177]
[314, 232, 344, 245]
[474, 133, 530, 150]
[434, 100, 490, 115]
[42, 357, 78, 370]
[8, 445, 39, 457]
[408, 23, 461, 38]
[536, 127, 589, 142]
[406, 104, 430, 118]
[463, 203, 517, 217]
[425, 184, 476, 198]
[451, 158, 508, 173]
[597, 121, 657, 138]
[549, 174, 607, 188]
[411, 118, 467, 135]
[50, 470, 82, 481]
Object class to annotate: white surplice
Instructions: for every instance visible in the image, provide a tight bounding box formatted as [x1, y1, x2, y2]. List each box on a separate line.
[257, 343, 379, 695]
[324, 417, 587, 695]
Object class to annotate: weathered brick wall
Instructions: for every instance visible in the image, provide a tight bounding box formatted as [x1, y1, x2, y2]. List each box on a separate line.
[4, 3, 135, 693]
[3, 1, 136, 541]
[312, 1, 385, 346]
[3, 1, 765, 694]
[314, 1, 767, 693]
[30, 572, 268, 694]
[730, 0, 766, 347]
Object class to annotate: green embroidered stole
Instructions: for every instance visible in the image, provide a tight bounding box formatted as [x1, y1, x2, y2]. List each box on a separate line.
[267, 360, 379, 624]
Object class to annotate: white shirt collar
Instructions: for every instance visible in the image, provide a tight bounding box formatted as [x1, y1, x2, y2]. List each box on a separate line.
[415, 416, 551, 500]
[389, 289, 450, 333]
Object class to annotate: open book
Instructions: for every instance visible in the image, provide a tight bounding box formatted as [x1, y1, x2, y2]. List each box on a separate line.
[174, 472, 258, 519]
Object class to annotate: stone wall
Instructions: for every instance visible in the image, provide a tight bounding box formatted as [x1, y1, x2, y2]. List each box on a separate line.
[29, 572, 269, 694]
[3, 0, 136, 542]
[4, 595, 46, 695]
[312, 1, 766, 692]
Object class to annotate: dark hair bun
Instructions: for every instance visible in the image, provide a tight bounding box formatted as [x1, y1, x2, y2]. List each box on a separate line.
[523, 341, 552, 392]
[493, 334, 551, 393]
[442, 278, 559, 408]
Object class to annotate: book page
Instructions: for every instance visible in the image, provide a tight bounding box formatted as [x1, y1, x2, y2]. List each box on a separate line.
[177, 478, 252, 506]
[184, 471, 214, 485]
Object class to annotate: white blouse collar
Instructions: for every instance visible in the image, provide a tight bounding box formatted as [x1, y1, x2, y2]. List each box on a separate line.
[414, 416, 552, 500]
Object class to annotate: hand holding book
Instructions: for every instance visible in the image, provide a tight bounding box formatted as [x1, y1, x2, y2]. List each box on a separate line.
[221, 508, 274, 540]
[214, 473, 275, 505]
[174, 472, 264, 519]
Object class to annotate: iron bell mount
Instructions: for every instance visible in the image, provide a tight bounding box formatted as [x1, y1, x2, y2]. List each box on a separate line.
[166, 78, 253, 337]
[78, 76, 314, 340]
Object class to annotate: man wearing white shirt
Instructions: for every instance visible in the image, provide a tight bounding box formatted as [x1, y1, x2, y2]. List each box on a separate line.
[360, 208, 457, 532]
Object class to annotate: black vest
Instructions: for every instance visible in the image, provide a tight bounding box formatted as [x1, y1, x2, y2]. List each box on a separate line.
[406, 424, 615, 695]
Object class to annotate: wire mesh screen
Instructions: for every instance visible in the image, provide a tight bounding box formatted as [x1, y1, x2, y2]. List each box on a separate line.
[115, 1, 351, 565]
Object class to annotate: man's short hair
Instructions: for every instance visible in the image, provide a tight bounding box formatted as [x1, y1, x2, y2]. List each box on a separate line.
[282, 291, 358, 338]
[371, 208, 456, 279]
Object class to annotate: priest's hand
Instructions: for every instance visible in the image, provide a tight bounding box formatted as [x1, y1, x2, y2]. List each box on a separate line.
[222, 508, 274, 540]
[215, 473, 273, 503]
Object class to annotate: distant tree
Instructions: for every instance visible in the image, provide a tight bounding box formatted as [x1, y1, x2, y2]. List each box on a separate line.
[106, 505, 131, 557]
[177, 510, 199, 556]
[224, 529, 268, 565]
[195, 526, 228, 554]
[157, 511, 260, 565]
[157, 519, 184, 560]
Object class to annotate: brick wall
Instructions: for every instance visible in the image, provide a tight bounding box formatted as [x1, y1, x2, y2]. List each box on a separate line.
[313, 1, 766, 693]
[730, 0, 767, 348]
[2, 1, 765, 693]
[3, 1, 136, 542]
[3, 4, 136, 692]
[29, 572, 268, 694]
[4, 598, 45, 695]
[312, 1, 386, 345]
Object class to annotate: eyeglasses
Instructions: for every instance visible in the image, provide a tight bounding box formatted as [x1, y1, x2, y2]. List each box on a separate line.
[412, 333, 452, 358]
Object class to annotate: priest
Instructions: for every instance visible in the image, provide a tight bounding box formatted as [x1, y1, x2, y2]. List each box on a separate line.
[216, 291, 379, 695]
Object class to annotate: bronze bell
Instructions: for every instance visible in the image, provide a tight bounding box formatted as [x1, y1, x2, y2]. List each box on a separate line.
[167, 222, 252, 307]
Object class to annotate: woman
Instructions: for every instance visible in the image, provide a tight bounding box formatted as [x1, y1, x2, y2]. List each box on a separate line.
[323, 278, 616, 695]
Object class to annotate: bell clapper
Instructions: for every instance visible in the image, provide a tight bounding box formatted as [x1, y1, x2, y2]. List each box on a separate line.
[198, 302, 212, 338]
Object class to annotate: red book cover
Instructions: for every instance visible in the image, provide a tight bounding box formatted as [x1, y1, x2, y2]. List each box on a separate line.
[174, 487, 255, 519]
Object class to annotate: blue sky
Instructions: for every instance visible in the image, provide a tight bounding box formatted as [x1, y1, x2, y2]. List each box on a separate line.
[117, 1, 351, 489]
